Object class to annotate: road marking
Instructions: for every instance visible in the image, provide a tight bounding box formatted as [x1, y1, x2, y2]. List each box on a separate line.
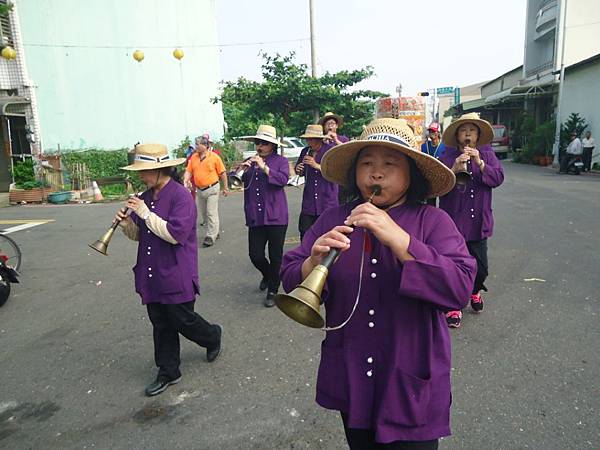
[0, 220, 54, 234]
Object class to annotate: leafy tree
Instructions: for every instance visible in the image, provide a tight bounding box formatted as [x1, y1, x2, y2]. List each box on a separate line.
[213, 53, 388, 140]
[559, 112, 588, 150]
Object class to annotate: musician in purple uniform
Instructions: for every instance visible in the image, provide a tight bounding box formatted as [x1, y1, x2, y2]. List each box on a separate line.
[294, 124, 339, 240]
[281, 119, 476, 449]
[438, 113, 504, 329]
[117, 144, 222, 397]
[318, 112, 351, 203]
[236, 125, 290, 307]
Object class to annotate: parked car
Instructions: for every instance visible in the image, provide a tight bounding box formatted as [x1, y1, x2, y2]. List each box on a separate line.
[242, 137, 305, 160]
[491, 125, 510, 159]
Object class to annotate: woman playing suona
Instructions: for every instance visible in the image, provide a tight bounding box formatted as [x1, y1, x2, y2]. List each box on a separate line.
[116, 144, 222, 397]
[294, 124, 339, 241]
[236, 125, 290, 308]
[280, 119, 477, 449]
[438, 113, 504, 329]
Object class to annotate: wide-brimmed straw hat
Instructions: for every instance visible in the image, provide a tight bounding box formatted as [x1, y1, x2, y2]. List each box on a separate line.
[442, 113, 494, 148]
[299, 124, 327, 139]
[318, 112, 343, 127]
[122, 144, 186, 171]
[321, 118, 455, 198]
[239, 124, 284, 146]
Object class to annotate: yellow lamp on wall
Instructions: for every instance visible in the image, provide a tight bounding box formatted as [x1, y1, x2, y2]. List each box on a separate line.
[173, 48, 184, 60]
[133, 50, 144, 62]
[1, 46, 16, 60]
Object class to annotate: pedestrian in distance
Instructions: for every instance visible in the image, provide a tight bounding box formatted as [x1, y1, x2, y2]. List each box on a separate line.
[420, 122, 446, 206]
[581, 130, 595, 172]
[294, 124, 339, 241]
[117, 143, 222, 397]
[438, 113, 504, 328]
[234, 125, 290, 308]
[318, 112, 350, 204]
[559, 132, 583, 174]
[281, 118, 476, 449]
[183, 138, 229, 247]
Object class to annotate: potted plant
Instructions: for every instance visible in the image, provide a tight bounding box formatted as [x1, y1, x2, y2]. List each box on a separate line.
[8, 159, 52, 204]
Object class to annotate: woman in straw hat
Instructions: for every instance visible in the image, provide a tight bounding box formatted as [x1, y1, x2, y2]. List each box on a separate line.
[281, 119, 476, 448]
[116, 144, 222, 396]
[438, 113, 504, 329]
[236, 125, 290, 307]
[294, 124, 340, 240]
[319, 112, 351, 203]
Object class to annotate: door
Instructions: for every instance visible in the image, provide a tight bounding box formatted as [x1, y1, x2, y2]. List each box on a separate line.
[0, 117, 11, 191]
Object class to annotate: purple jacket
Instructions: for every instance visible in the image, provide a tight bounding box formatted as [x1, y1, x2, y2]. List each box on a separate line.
[131, 179, 199, 305]
[438, 144, 504, 241]
[242, 153, 290, 227]
[294, 145, 339, 216]
[280, 201, 476, 442]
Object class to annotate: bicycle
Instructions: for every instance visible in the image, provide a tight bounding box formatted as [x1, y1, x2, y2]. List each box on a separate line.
[0, 232, 21, 272]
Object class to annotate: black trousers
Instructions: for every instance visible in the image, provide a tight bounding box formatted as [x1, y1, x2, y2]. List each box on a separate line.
[146, 301, 220, 381]
[298, 213, 318, 241]
[582, 147, 593, 171]
[559, 153, 576, 173]
[248, 225, 287, 293]
[466, 239, 489, 294]
[341, 414, 438, 450]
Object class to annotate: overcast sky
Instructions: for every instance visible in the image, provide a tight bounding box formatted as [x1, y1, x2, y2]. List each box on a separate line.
[216, 0, 527, 96]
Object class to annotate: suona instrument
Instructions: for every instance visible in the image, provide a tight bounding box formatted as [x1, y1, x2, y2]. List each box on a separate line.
[274, 185, 382, 328]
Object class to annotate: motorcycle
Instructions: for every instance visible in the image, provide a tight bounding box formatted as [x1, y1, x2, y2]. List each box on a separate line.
[0, 234, 21, 307]
[565, 155, 585, 175]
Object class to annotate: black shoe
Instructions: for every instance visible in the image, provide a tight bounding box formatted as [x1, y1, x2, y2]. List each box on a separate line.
[144, 376, 181, 397]
[259, 278, 268, 291]
[206, 324, 222, 363]
[264, 291, 276, 308]
[202, 237, 214, 247]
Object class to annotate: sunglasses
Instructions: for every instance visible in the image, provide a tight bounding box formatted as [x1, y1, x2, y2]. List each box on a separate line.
[255, 139, 271, 146]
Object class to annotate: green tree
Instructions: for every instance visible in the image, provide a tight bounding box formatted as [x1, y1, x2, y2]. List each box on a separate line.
[213, 53, 388, 140]
[559, 112, 588, 150]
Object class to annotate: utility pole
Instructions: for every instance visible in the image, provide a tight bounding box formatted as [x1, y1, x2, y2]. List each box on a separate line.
[396, 83, 402, 98]
[309, 0, 319, 123]
[553, 0, 568, 166]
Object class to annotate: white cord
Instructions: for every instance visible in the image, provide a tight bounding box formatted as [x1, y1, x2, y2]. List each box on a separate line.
[322, 233, 367, 331]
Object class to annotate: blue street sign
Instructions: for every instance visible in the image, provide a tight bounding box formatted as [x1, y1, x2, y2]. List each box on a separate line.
[436, 86, 454, 96]
[454, 87, 461, 104]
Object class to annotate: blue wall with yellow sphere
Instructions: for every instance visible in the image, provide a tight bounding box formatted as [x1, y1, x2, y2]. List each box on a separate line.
[16, 0, 224, 151]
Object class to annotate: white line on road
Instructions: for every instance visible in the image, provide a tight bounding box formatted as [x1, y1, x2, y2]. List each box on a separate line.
[1, 222, 49, 234]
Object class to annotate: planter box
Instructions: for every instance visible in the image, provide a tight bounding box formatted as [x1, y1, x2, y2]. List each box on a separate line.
[9, 188, 56, 204]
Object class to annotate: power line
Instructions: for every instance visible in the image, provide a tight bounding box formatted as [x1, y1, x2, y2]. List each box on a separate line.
[22, 37, 310, 50]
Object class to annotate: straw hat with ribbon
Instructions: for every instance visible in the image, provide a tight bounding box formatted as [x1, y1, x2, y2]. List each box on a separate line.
[239, 124, 286, 147]
[442, 112, 494, 148]
[122, 144, 186, 171]
[299, 124, 328, 139]
[321, 118, 455, 198]
[318, 112, 343, 127]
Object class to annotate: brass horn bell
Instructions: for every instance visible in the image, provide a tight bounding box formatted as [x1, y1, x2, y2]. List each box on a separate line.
[455, 170, 472, 186]
[274, 264, 328, 328]
[89, 223, 119, 256]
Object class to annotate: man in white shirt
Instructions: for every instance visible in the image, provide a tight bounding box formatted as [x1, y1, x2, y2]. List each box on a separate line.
[560, 132, 583, 173]
[582, 131, 595, 172]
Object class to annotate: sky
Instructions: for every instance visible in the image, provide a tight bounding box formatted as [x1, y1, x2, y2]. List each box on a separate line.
[215, 0, 527, 97]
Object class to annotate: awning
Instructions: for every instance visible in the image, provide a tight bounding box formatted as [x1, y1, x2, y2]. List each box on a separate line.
[0, 96, 31, 115]
[485, 83, 556, 105]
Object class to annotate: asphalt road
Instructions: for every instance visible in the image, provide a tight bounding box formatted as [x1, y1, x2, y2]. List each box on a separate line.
[0, 162, 598, 449]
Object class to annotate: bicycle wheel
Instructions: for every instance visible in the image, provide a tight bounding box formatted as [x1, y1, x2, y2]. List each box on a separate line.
[0, 233, 22, 272]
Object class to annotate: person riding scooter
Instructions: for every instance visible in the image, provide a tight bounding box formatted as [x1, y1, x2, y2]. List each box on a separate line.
[560, 132, 583, 174]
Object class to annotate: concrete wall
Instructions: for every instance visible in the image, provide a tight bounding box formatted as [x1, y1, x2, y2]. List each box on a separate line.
[560, 59, 600, 165]
[16, 0, 224, 151]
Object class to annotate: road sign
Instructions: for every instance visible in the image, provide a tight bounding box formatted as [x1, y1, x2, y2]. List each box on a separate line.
[436, 86, 454, 96]
[454, 87, 461, 105]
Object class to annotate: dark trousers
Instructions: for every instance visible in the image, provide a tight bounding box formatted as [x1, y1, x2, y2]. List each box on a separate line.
[341, 414, 438, 450]
[466, 239, 489, 294]
[248, 225, 287, 293]
[146, 301, 220, 381]
[583, 147, 593, 171]
[559, 153, 576, 173]
[298, 213, 318, 241]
